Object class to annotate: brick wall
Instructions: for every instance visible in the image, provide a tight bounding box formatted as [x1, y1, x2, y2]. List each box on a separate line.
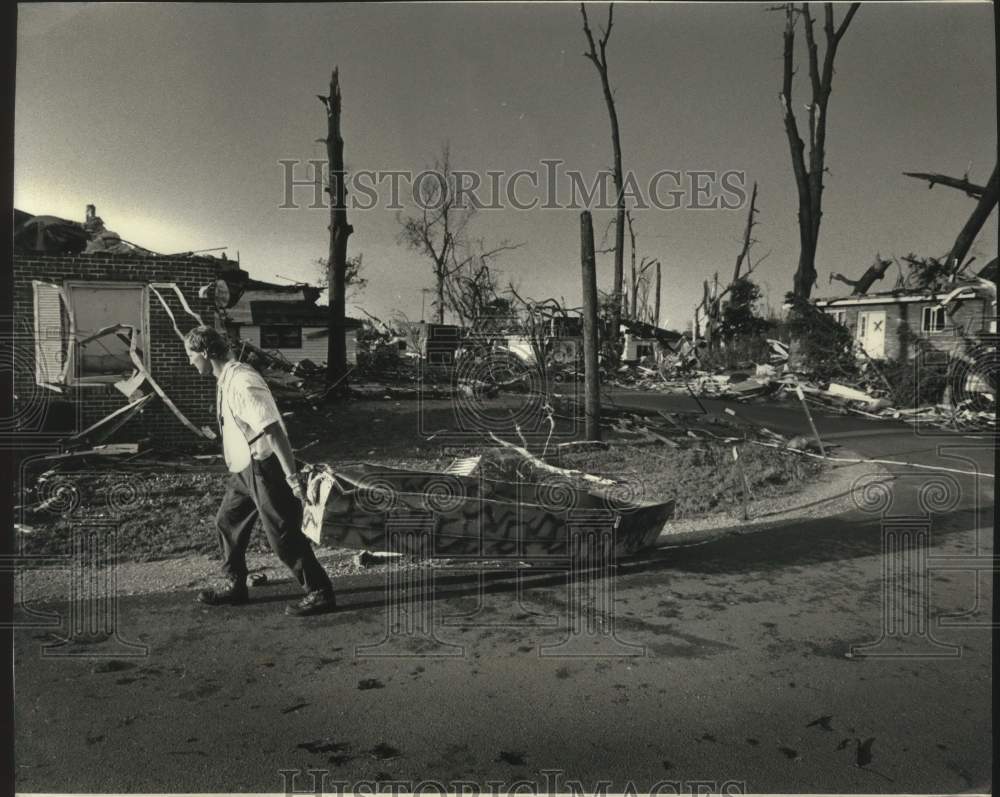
[12, 253, 222, 450]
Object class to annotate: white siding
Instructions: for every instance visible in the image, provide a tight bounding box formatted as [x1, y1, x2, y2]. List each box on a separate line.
[236, 325, 356, 365]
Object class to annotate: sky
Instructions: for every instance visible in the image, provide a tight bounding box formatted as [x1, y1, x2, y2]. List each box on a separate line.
[14, 2, 998, 330]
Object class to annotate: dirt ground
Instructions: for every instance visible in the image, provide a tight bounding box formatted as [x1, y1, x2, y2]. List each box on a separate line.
[15, 395, 824, 565]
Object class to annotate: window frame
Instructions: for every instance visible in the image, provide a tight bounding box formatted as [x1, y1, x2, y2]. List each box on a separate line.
[64, 281, 150, 386]
[260, 325, 303, 350]
[921, 305, 947, 334]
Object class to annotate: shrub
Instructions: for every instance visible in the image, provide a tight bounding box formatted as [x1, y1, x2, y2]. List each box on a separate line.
[878, 358, 949, 407]
[697, 334, 775, 371]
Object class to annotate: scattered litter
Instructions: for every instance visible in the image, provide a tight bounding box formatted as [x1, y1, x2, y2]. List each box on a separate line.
[357, 678, 385, 690]
[367, 743, 401, 761]
[443, 455, 481, 476]
[353, 550, 405, 568]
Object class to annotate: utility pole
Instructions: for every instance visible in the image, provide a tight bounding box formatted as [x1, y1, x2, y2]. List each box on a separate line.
[580, 211, 602, 442]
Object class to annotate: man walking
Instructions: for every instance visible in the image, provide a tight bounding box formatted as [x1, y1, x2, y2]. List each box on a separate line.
[184, 325, 336, 617]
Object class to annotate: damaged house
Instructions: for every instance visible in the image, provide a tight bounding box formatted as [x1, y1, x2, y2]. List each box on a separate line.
[13, 207, 229, 448]
[620, 319, 686, 364]
[816, 259, 997, 360]
[217, 277, 362, 366]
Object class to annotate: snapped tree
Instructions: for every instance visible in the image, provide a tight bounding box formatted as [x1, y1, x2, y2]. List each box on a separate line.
[625, 210, 659, 323]
[779, 2, 861, 300]
[319, 68, 353, 393]
[898, 161, 998, 281]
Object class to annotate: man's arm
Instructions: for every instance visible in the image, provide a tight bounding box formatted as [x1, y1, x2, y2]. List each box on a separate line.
[259, 421, 303, 499]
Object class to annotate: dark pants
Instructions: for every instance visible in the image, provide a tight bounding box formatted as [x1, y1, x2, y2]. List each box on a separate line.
[216, 453, 333, 595]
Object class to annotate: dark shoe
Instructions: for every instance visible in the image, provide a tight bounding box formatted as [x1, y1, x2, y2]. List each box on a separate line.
[285, 590, 336, 617]
[197, 579, 248, 606]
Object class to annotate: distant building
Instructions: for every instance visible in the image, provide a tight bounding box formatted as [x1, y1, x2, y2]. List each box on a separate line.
[219, 277, 362, 366]
[814, 281, 995, 361]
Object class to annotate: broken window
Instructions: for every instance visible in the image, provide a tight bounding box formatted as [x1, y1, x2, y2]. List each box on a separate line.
[921, 305, 947, 334]
[260, 325, 302, 349]
[66, 282, 148, 384]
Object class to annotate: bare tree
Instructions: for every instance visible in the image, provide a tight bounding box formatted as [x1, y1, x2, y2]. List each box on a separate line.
[397, 144, 469, 325]
[319, 68, 353, 392]
[398, 143, 521, 325]
[779, 2, 861, 300]
[443, 251, 504, 328]
[694, 188, 771, 347]
[581, 2, 625, 348]
[623, 211, 659, 324]
[633, 264, 657, 324]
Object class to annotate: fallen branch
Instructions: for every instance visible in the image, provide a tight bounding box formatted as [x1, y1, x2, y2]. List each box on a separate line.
[487, 432, 615, 486]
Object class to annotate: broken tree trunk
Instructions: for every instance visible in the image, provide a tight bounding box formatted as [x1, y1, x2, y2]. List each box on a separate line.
[580, 211, 602, 442]
[322, 68, 353, 395]
[947, 163, 999, 274]
[829, 253, 893, 295]
[732, 181, 759, 285]
[903, 171, 987, 199]
[626, 210, 637, 320]
[654, 261, 661, 328]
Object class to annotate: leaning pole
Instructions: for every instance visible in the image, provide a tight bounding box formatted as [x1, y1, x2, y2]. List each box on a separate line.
[580, 211, 601, 442]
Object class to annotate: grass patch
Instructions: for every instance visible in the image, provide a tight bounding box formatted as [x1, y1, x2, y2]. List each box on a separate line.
[17, 395, 825, 564]
[19, 438, 822, 564]
[550, 440, 823, 518]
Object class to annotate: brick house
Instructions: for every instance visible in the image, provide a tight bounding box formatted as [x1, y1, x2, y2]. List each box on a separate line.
[12, 251, 225, 449]
[814, 284, 995, 361]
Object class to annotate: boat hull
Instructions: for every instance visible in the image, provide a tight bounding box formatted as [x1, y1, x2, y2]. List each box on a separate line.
[303, 463, 674, 558]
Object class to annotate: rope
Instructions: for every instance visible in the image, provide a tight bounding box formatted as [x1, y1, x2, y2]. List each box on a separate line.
[746, 438, 993, 480]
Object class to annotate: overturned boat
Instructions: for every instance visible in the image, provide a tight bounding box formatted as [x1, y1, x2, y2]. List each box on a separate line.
[303, 463, 674, 559]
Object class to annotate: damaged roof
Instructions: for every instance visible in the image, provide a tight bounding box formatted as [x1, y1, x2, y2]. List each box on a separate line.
[620, 318, 684, 344]
[14, 212, 91, 255]
[15, 207, 155, 257]
[815, 288, 982, 307]
[249, 300, 362, 328]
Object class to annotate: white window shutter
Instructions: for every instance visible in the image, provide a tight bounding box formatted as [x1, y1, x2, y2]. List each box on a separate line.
[32, 281, 67, 386]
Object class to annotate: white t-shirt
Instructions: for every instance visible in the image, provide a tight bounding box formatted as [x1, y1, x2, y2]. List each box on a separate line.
[216, 360, 286, 473]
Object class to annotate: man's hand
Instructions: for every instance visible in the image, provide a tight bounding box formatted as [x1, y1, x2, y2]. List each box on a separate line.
[286, 472, 305, 503]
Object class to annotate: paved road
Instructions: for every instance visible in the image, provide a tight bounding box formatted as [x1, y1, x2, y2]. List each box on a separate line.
[14, 391, 994, 793]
